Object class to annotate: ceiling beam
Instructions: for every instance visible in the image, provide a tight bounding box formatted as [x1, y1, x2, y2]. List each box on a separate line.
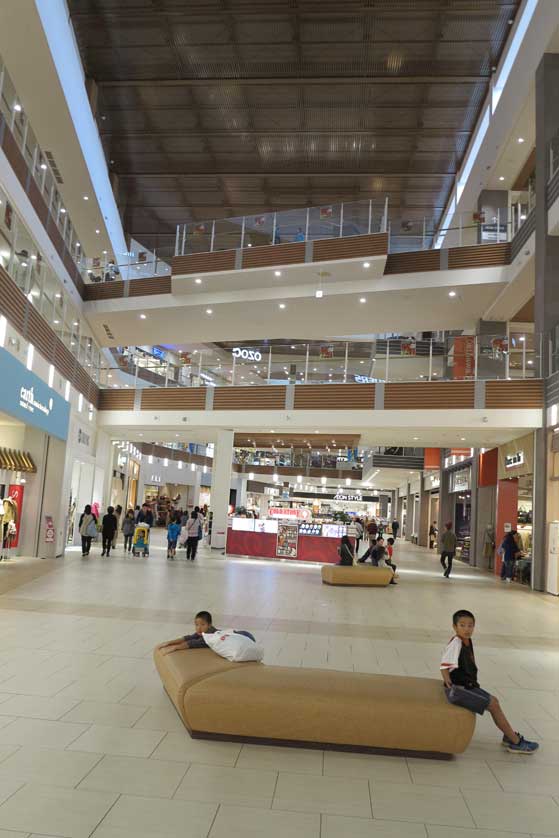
[100, 128, 473, 138]
[98, 75, 489, 87]
[116, 170, 456, 178]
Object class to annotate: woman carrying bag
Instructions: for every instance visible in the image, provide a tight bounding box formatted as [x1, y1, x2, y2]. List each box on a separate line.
[79, 504, 97, 557]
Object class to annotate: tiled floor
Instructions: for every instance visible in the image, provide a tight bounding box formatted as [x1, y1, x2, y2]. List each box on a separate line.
[0, 531, 557, 837]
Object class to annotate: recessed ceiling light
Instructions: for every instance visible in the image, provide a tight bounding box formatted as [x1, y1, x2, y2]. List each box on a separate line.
[279, 303, 286, 309]
[315, 289, 323, 298]
[460, 437, 466, 441]
[14, 103, 21, 112]
[53, 319, 60, 325]
[363, 262, 370, 268]
[95, 229, 100, 234]
[76, 242, 80, 247]
[102, 250, 107, 255]
[359, 297, 367, 303]
[449, 290, 456, 297]
[206, 308, 213, 315]
[73, 321, 79, 326]
[83, 195, 89, 201]
[517, 137, 525, 143]
[499, 176, 505, 181]
[60, 208, 66, 214]
[274, 270, 281, 277]
[195, 277, 202, 284]
[40, 163, 47, 170]
[139, 313, 147, 319]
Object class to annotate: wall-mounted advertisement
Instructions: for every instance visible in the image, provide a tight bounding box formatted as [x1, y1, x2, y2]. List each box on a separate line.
[276, 522, 298, 558]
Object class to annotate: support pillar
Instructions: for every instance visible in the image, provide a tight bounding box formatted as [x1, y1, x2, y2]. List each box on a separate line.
[405, 482, 413, 541]
[469, 450, 479, 566]
[418, 473, 430, 548]
[210, 429, 234, 550]
[438, 450, 453, 541]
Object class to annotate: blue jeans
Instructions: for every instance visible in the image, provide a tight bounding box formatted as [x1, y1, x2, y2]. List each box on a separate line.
[501, 559, 515, 580]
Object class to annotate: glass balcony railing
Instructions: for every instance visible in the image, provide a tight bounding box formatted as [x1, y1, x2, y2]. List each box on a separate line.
[97, 333, 542, 390]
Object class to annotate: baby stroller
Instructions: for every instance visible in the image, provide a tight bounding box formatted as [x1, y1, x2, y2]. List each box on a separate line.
[132, 524, 150, 557]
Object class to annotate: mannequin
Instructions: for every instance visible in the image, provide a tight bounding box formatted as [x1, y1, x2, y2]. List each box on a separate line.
[483, 523, 495, 561]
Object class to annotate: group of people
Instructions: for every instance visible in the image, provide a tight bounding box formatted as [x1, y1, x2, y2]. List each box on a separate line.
[76, 501, 207, 560]
[439, 521, 526, 583]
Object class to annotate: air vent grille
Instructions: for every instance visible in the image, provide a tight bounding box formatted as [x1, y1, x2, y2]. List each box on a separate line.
[44, 150, 64, 184]
[103, 323, 115, 340]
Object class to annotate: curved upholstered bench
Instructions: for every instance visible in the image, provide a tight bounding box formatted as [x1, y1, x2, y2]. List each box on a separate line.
[321, 564, 394, 586]
[154, 646, 475, 759]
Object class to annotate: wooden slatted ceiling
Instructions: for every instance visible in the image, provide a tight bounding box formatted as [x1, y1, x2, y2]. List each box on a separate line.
[485, 380, 543, 409]
[234, 433, 360, 447]
[384, 250, 440, 274]
[385, 381, 475, 409]
[242, 242, 305, 268]
[448, 243, 511, 270]
[172, 250, 236, 276]
[214, 386, 286, 410]
[140, 388, 206, 410]
[138, 442, 212, 467]
[313, 233, 388, 262]
[294, 384, 374, 410]
[98, 390, 135, 410]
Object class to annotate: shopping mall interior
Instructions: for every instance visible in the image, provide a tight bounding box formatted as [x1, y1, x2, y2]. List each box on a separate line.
[0, 1, 558, 836]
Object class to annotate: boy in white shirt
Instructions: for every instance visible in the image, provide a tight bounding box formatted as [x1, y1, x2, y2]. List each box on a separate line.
[440, 609, 538, 754]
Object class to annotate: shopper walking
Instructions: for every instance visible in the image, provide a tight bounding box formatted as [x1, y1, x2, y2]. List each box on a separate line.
[101, 506, 118, 557]
[122, 509, 135, 553]
[354, 518, 364, 556]
[429, 521, 438, 549]
[499, 530, 521, 583]
[78, 504, 97, 557]
[391, 519, 400, 539]
[112, 504, 123, 550]
[185, 510, 201, 560]
[440, 522, 457, 578]
[137, 503, 154, 527]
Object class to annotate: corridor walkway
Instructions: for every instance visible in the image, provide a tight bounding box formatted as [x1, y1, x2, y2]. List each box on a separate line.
[0, 535, 557, 837]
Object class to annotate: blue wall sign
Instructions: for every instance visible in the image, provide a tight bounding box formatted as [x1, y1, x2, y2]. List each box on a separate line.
[0, 348, 70, 440]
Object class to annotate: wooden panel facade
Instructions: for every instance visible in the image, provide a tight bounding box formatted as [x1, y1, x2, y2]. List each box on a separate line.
[140, 388, 207, 410]
[294, 384, 375, 409]
[213, 386, 286, 410]
[98, 390, 136, 410]
[384, 381, 475, 409]
[172, 250, 236, 276]
[485, 379, 543, 409]
[313, 233, 388, 261]
[448, 243, 511, 270]
[384, 250, 440, 274]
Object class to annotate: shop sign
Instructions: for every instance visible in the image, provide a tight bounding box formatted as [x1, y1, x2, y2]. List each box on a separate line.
[354, 374, 375, 384]
[269, 506, 311, 521]
[151, 346, 166, 361]
[334, 492, 362, 501]
[77, 428, 91, 448]
[451, 468, 471, 493]
[505, 451, 524, 469]
[0, 348, 69, 441]
[44, 515, 55, 544]
[276, 522, 298, 558]
[232, 347, 262, 362]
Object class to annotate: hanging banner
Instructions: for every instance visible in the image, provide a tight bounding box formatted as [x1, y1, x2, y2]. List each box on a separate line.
[452, 336, 475, 379]
[401, 339, 417, 357]
[276, 522, 299, 558]
[320, 206, 333, 219]
[320, 344, 334, 359]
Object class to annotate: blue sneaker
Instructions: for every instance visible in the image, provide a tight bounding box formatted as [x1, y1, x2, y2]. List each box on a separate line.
[501, 732, 520, 747]
[506, 735, 539, 754]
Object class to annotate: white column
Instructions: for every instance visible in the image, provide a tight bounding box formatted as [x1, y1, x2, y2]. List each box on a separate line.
[210, 429, 234, 549]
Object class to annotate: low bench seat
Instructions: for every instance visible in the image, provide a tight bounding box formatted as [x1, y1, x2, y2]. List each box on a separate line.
[154, 646, 475, 760]
[321, 564, 394, 586]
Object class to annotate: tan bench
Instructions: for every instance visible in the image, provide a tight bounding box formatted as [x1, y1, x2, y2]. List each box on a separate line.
[154, 646, 475, 759]
[322, 564, 394, 586]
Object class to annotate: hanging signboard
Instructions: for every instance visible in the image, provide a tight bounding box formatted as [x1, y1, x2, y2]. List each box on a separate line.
[276, 522, 299, 558]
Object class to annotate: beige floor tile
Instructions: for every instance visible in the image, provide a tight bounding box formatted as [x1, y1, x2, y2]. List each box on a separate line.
[0, 746, 102, 787]
[132, 704, 185, 732]
[67, 724, 165, 758]
[236, 744, 323, 774]
[1, 830, 33, 837]
[370, 780, 474, 827]
[94, 794, 217, 838]
[0, 718, 88, 749]
[273, 771, 372, 817]
[174, 763, 277, 808]
[61, 699, 147, 727]
[209, 804, 320, 838]
[0, 745, 19, 765]
[0, 671, 76, 697]
[0, 783, 117, 838]
[407, 757, 500, 790]
[323, 751, 411, 783]
[426, 826, 531, 838]
[322, 816, 428, 837]
[0, 778, 25, 808]
[56, 675, 136, 703]
[150, 732, 241, 766]
[463, 788, 559, 834]
[78, 753, 187, 798]
[0, 694, 79, 721]
[528, 718, 559, 741]
[488, 759, 559, 796]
